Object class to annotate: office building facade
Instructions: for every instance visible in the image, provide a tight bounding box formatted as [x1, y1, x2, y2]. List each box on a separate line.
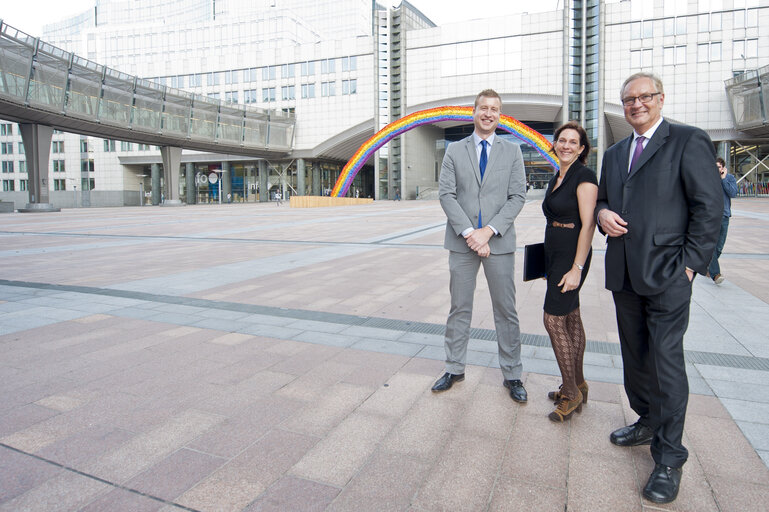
[1, 0, 768, 207]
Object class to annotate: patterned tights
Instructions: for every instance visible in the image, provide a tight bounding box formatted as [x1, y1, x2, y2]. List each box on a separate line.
[543, 308, 587, 401]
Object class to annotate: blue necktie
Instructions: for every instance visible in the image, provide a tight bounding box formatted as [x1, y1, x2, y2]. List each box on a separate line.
[480, 140, 488, 179]
[479, 140, 488, 227]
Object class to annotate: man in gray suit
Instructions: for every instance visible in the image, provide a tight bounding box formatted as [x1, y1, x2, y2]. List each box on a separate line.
[433, 89, 528, 403]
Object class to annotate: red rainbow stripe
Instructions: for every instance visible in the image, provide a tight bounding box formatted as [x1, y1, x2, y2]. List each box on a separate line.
[331, 106, 557, 197]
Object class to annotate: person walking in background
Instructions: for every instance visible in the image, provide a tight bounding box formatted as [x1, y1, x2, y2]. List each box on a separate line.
[433, 89, 528, 403]
[708, 157, 738, 284]
[596, 72, 721, 504]
[542, 121, 597, 422]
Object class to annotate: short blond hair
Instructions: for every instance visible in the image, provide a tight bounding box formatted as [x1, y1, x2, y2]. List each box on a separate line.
[474, 89, 502, 109]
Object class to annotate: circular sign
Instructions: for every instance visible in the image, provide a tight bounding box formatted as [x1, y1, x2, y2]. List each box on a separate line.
[208, 172, 218, 184]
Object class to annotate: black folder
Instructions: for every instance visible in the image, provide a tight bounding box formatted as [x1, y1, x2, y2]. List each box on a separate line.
[523, 242, 546, 281]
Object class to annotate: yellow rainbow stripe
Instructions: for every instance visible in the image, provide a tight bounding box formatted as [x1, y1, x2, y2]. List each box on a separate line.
[331, 106, 557, 197]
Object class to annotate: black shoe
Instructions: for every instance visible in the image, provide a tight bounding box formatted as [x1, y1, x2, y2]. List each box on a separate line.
[431, 372, 464, 392]
[643, 464, 682, 504]
[610, 421, 654, 446]
[503, 379, 527, 403]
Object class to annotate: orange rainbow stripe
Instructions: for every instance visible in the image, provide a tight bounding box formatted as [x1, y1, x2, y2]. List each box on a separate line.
[331, 106, 557, 197]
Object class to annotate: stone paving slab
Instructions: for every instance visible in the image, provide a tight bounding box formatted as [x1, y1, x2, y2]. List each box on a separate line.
[1, 199, 769, 510]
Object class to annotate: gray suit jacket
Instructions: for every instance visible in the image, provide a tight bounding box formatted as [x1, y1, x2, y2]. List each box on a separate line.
[439, 135, 527, 254]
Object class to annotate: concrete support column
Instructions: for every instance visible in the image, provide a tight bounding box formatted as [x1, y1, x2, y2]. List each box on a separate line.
[246, 165, 256, 202]
[717, 141, 730, 166]
[280, 164, 287, 199]
[185, 163, 196, 205]
[18, 123, 60, 212]
[297, 158, 306, 196]
[258, 160, 269, 202]
[222, 161, 231, 202]
[151, 163, 161, 205]
[160, 146, 182, 206]
[312, 161, 321, 196]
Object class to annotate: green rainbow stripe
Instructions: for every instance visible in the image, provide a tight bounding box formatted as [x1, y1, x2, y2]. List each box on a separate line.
[331, 106, 557, 197]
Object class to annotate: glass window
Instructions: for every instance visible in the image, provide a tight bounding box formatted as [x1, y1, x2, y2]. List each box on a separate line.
[301, 61, 315, 76]
[19, 179, 27, 191]
[642, 48, 653, 66]
[1, 142, 12, 154]
[281, 64, 295, 79]
[80, 140, 88, 153]
[676, 17, 687, 35]
[18, 142, 24, 154]
[1, 161, 13, 173]
[711, 13, 722, 31]
[262, 66, 276, 80]
[746, 38, 758, 58]
[321, 59, 336, 74]
[301, 83, 315, 98]
[281, 85, 295, 100]
[664, 18, 675, 36]
[675, 45, 686, 64]
[711, 42, 722, 60]
[664, 46, 675, 65]
[734, 39, 745, 60]
[262, 87, 276, 102]
[734, 10, 745, 29]
[643, 20, 654, 38]
[698, 43, 709, 62]
[19, 160, 26, 173]
[3, 179, 15, 191]
[698, 14, 709, 32]
[0, 124, 11, 135]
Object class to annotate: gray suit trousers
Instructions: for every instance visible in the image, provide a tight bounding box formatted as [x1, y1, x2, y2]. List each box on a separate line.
[444, 250, 522, 379]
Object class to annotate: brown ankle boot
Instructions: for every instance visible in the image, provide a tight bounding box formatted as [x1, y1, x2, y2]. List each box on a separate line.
[548, 390, 583, 422]
[548, 381, 589, 404]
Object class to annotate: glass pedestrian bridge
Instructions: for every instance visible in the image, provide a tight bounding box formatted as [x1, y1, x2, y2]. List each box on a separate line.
[0, 21, 295, 157]
[725, 64, 769, 137]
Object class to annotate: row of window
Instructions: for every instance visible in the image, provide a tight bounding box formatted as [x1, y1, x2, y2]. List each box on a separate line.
[228, 79, 358, 103]
[2, 179, 25, 191]
[103, 140, 156, 152]
[630, 38, 758, 67]
[631, 9, 760, 39]
[6, 178, 91, 191]
[1, 159, 95, 174]
[0, 124, 13, 136]
[160, 56, 358, 89]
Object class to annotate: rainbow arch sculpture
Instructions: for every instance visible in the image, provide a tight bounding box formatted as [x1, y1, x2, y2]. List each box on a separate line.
[330, 106, 558, 197]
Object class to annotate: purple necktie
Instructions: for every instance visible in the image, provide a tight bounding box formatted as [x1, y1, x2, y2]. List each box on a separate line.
[629, 136, 646, 172]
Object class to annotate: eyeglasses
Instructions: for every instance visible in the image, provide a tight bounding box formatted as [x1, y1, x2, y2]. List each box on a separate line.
[621, 92, 661, 107]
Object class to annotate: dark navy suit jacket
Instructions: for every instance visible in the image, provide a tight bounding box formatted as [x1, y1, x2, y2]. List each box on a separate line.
[596, 120, 722, 295]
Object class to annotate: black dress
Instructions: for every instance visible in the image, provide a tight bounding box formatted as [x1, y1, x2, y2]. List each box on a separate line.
[542, 162, 598, 316]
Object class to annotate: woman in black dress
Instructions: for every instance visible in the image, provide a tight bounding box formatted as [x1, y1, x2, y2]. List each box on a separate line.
[542, 121, 598, 422]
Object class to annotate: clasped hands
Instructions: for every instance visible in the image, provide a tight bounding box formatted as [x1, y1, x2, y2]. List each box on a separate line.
[465, 226, 493, 258]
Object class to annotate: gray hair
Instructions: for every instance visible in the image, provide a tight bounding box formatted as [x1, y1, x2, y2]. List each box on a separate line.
[621, 72, 664, 98]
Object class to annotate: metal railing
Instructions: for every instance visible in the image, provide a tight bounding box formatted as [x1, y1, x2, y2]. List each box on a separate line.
[0, 20, 294, 152]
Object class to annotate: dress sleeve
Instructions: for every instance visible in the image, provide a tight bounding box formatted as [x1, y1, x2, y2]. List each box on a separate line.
[576, 165, 598, 187]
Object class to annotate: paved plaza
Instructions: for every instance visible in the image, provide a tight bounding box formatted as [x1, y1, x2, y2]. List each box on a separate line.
[2, 196, 769, 511]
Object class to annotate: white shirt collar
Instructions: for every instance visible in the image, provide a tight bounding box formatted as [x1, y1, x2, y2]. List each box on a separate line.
[634, 116, 664, 142]
[473, 132, 496, 147]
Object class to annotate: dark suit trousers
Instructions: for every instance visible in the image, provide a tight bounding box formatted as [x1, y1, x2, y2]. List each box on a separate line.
[612, 269, 692, 468]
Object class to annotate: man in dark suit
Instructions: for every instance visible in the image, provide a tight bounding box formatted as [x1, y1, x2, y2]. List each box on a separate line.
[596, 72, 721, 504]
[433, 89, 528, 403]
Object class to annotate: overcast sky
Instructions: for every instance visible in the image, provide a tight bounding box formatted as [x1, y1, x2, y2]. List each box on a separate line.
[2, 0, 562, 38]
